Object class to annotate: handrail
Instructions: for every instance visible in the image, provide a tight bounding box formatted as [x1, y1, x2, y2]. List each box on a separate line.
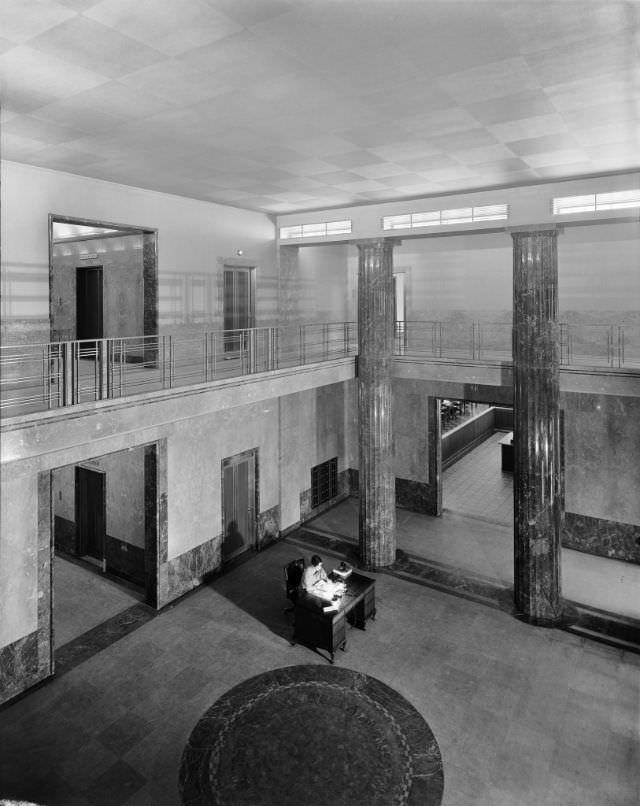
[0, 323, 357, 416]
[1, 320, 637, 416]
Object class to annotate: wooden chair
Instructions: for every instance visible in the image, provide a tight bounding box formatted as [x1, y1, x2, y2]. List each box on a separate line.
[283, 558, 305, 613]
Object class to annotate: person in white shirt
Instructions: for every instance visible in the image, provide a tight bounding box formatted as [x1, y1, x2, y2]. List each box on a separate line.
[301, 554, 330, 597]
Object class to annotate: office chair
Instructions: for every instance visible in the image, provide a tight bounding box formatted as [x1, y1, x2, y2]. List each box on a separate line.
[283, 558, 305, 613]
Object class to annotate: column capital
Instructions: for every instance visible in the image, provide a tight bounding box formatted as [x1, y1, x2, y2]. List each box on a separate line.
[507, 224, 563, 238]
[352, 237, 402, 250]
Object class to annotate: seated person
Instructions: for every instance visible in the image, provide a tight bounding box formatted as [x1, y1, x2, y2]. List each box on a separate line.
[300, 554, 345, 602]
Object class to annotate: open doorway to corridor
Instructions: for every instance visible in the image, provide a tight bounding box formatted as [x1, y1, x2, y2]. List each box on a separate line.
[439, 398, 514, 527]
[51, 444, 158, 652]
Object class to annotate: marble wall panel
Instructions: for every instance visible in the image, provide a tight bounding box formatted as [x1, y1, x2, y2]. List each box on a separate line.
[0, 632, 39, 705]
[165, 534, 222, 603]
[54, 515, 77, 555]
[105, 535, 145, 586]
[563, 392, 640, 527]
[257, 505, 280, 549]
[563, 512, 640, 564]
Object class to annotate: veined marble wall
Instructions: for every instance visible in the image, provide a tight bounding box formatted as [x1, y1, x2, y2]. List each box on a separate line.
[563, 392, 640, 563]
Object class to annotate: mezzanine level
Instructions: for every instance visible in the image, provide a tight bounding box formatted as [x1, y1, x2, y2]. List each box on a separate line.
[1, 320, 639, 418]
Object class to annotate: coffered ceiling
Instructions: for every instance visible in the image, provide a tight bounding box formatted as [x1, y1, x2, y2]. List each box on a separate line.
[1, 0, 638, 214]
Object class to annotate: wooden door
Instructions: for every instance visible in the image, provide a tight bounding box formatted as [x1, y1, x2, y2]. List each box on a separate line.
[222, 452, 255, 562]
[75, 466, 106, 562]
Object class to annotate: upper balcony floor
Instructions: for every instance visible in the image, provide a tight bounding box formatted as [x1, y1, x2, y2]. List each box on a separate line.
[1, 319, 639, 424]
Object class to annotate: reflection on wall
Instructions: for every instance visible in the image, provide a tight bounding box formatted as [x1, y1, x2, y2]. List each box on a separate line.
[0, 260, 50, 343]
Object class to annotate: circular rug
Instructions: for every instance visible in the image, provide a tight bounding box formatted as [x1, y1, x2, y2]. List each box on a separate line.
[179, 665, 444, 806]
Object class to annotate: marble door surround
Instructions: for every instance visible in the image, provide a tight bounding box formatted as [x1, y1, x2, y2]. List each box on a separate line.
[356, 238, 398, 568]
[510, 225, 565, 626]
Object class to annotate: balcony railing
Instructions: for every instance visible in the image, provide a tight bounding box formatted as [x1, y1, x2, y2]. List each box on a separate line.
[0, 323, 357, 416]
[1, 320, 637, 417]
[395, 321, 639, 368]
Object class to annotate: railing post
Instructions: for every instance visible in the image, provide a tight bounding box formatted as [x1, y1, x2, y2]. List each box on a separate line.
[97, 339, 109, 399]
[608, 325, 614, 367]
[300, 325, 305, 365]
[169, 335, 174, 387]
[618, 326, 624, 368]
[203, 332, 209, 383]
[62, 342, 76, 406]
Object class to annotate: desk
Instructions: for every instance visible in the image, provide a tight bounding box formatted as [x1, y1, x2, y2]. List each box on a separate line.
[293, 572, 376, 663]
[499, 431, 514, 471]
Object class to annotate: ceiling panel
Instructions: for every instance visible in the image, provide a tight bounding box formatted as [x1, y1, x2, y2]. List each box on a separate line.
[1, 0, 637, 213]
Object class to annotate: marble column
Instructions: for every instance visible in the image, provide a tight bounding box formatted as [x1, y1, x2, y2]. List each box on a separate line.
[357, 238, 396, 568]
[511, 226, 564, 625]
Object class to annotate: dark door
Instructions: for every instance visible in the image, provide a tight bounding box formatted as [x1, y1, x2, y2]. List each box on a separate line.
[76, 267, 103, 355]
[75, 466, 106, 562]
[222, 452, 255, 562]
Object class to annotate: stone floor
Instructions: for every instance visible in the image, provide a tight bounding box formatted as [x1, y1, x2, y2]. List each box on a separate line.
[54, 557, 144, 646]
[1, 535, 639, 806]
[309, 437, 640, 621]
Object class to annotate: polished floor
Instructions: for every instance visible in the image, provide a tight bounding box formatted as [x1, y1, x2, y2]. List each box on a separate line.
[54, 558, 143, 646]
[310, 437, 640, 621]
[0, 535, 638, 806]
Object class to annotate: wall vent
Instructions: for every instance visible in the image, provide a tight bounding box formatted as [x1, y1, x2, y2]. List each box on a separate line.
[311, 457, 338, 509]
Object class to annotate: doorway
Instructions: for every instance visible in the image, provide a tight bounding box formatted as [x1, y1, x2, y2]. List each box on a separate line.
[223, 266, 254, 354]
[76, 266, 103, 356]
[75, 465, 106, 565]
[222, 449, 257, 562]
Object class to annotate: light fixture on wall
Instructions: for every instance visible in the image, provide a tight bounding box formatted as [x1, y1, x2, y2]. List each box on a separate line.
[236, 249, 244, 256]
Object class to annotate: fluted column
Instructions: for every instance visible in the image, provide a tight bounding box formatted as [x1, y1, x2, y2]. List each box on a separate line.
[357, 238, 396, 568]
[511, 226, 564, 625]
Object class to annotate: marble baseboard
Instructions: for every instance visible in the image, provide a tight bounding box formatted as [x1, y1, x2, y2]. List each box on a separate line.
[54, 515, 77, 555]
[257, 505, 280, 549]
[0, 631, 48, 706]
[105, 535, 145, 586]
[395, 478, 437, 515]
[563, 512, 640, 564]
[163, 535, 222, 604]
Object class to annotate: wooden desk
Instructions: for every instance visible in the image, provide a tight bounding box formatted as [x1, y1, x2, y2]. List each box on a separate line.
[499, 431, 514, 471]
[293, 572, 376, 663]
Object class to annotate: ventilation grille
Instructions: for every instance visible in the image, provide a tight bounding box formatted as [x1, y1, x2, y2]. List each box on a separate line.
[382, 203, 508, 230]
[311, 457, 338, 509]
[553, 189, 640, 215]
[280, 219, 352, 240]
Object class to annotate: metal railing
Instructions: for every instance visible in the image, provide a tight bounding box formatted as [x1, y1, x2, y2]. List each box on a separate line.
[396, 321, 639, 368]
[0, 323, 356, 416]
[2, 320, 637, 417]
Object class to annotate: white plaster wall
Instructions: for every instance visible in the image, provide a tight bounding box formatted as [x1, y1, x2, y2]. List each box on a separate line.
[167, 401, 280, 559]
[1, 161, 277, 337]
[0, 472, 38, 647]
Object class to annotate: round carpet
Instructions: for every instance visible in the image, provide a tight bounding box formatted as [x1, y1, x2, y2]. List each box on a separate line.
[179, 665, 444, 806]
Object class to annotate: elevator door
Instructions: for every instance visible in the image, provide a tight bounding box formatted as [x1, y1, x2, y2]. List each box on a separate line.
[222, 453, 255, 562]
[76, 266, 103, 357]
[223, 267, 253, 354]
[75, 466, 106, 563]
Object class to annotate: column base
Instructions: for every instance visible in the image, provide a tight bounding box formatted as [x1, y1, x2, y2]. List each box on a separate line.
[513, 600, 579, 629]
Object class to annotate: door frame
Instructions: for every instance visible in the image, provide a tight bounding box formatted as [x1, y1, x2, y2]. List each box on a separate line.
[48, 214, 158, 346]
[221, 447, 259, 562]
